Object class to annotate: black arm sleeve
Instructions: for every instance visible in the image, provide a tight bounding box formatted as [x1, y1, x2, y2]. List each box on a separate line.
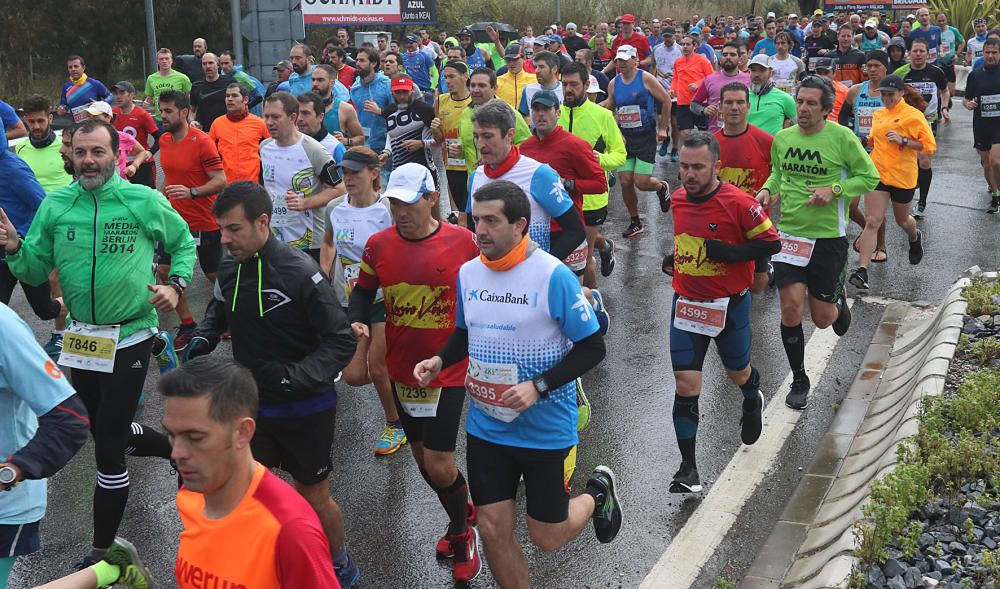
[548, 208, 587, 261]
[347, 284, 377, 325]
[284, 280, 358, 393]
[539, 332, 606, 391]
[437, 327, 470, 368]
[705, 238, 781, 263]
[838, 99, 854, 128]
[9, 394, 89, 480]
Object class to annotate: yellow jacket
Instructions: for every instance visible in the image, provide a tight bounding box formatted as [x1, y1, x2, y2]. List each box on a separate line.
[496, 70, 537, 111]
[869, 100, 936, 189]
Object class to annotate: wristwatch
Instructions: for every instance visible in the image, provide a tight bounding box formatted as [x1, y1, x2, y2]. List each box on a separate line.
[902, 137, 909, 147]
[831, 182, 844, 196]
[531, 375, 551, 399]
[190, 186, 200, 198]
[0, 465, 19, 488]
[169, 275, 188, 295]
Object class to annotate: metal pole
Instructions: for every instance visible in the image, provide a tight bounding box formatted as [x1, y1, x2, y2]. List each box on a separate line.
[231, 0, 244, 65]
[556, 0, 561, 24]
[145, 0, 157, 71]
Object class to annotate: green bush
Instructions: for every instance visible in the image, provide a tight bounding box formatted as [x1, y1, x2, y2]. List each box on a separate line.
[961, 277, 1000, 317]
[929, 0, 1000, 40]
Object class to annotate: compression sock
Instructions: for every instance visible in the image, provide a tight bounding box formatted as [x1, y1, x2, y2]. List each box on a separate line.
[439, 472, 471, 535]
[91, 561, 121, 586]
[917, 167, 932, 207]
[125, 423, 173, 459]
[387, 419, 402, 428]
[672, 395, 700, 466]
[0, 556, 15, 589]
[180, 316, 195, 326]
[739, 366, 761, 402]
[781, 323, 806, 375]
[93, 471, 130, 551]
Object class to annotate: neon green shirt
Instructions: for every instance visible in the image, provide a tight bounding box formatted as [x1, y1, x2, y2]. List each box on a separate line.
[14, 140, 72, 194]
[144, 70, 192, 119]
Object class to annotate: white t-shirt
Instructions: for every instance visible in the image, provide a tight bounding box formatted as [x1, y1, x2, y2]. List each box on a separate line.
[327, 194, 393, 305]
[260, 133, 333, 250]
[653, 42, 683, 90]
[769, 55, 804, 93]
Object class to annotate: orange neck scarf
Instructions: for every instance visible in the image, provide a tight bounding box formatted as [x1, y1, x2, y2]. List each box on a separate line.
[481, 234, 535, 271]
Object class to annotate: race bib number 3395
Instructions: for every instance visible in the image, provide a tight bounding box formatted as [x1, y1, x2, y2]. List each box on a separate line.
[465, 358, 520, 423]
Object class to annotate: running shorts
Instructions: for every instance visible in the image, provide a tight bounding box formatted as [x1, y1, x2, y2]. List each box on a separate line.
[466, 434, 573, 523]
[941, 63, 956, 83]
[617, 132, 657, 175]
[875, 181, 916, 204]
[446, 169, 470, 213]
[0, 521, 40, 557]
[973, 119, 1000, 152]
[675, 105, 696, 130]
[669, 291, 752, 372]
[772, 236, 849, 304]
[391, 385, 465, 452]
[157, 230, 223, 275]
[583, 206, 608, 226]
[562, 238, 588, 275]
[252, 408, 337, 485]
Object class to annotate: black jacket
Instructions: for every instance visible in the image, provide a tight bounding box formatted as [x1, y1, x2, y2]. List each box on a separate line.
[189, 237, 356, 404]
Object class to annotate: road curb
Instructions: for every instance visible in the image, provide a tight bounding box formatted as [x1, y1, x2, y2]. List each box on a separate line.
[739, 274, 977, 589]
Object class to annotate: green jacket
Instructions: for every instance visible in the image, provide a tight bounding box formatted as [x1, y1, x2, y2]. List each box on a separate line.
[458, 101, 531, 174]
[7, 175, 197, 340]
[558, 100, 627, 211]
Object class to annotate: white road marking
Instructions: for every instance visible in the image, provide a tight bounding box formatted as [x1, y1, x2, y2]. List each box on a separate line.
[640, 300, 856, 589]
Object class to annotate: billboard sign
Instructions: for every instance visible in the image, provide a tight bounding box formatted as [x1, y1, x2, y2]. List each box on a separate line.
[302, 0, 435, 26]
[824, 0, 926, 10]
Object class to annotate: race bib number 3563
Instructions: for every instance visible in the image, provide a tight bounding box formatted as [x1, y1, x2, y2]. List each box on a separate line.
[465, 358, 520, 423]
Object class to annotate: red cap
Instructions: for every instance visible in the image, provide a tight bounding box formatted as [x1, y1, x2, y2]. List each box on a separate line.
[621, 13, 635, 23]
[390, 76, 415, 92]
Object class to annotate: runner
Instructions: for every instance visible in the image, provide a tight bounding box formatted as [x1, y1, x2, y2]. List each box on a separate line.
[831, 26, 866, 86]
[690, 43, 752, 132]
[672, 35, 715, 155]
[965, 19, 989, 67]
[189, 53, 235, 131]
[0, 303, 88, 589]
[887, 37, 907, 74]
[377, 75, 440, 187]
[558, 61, 627, 287]
[855, 19, 890, 52]
[747, 55, 797, 136]
[497, 44, 537, 112]
[667, 131, 780, 493]
[402, 35, 437, 99]
[295, 92, 347, 162]
[767, 32, 806, 94]
[14, 95, 73, 194]
[606, 44, 672, 238]
[80, 102, 152, 181]
[963, 37, 1000, 212]
[848, 75, 933, 291]
[143, 48, 192, 128]
[650, 25, 682, 159]
[909, 8, 942, 63]
[839, 50, 891, 262]
[57, 55, 111, 120]
[518, 51, 564, 118]
[457, 69, 531, 177]
[814, 58, 850, 121]
[894, 38, 949, 217]
[350, 47, 394, 181]
[935, 12, 964, 102]
[412, 180, 623, 588]
[0, 118, 197, 569]
[156, 90, 228, 351]
[207, 83, 270, 183]
[311, 64, 365, 148]
[321, 148, 406, 456]
[756, 76, 879, 410]
[347, 163, 482, 583]
[182, 182, 359, 587]
[260, 91, 346, 260]
[802, 19, 835, 72]
[433, 60, 473, 225]
[110, 81, 160, 189]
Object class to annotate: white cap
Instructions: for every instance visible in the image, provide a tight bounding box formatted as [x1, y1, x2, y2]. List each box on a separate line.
[84, 101, 114, 117]
[587, 75, 601, 93]
[748, 54, 772, 69]
[865, 19, 878, 28]
[767, 11, 775, 18]
[384, 163, 437, 204]
[789, 13, 798, 18]
[615, 44, 637, 60]
[566, 22, 577, 30]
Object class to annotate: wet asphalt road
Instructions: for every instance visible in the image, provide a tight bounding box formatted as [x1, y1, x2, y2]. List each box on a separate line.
[6, 108, 997, 589]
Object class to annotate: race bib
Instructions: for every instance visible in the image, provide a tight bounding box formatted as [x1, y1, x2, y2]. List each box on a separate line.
[395, 382, 442, 418]
[982, 95, 1000, 118]
[192, 232, 202, 247]
[71, 105, 90, 123]
[562, 239, 588, 272]
[616, 105, 642, 129]
[940, 43, 950, 55]
[361, 126, 371, 139]
[673, 296, 729, 337]
[445, 138, 465, 167]
[342, 261, 361, 296]
[270, 191, 294, 228]
[772, 231, 816, 267]
[465, 358, 520, 423]
[856, 105, 879, 137]
[59, 321, 120, 373]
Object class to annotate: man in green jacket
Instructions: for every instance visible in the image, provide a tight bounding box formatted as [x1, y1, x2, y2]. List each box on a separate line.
[0, 118, 197, 569]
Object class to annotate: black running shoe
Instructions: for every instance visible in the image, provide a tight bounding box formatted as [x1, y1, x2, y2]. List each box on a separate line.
[848, 267, 869, 290]
[740, 391, 764, 445]
[908, 230, 923, 265]
[657, 181, 672, 213]
[832, 287, 851, 336]
[669, 461, 702, 493]
[785, 372, 810, 410]
[622, 218, 645, 238]
[988, 196, 1000, 214]
[599, 239, 616, 277]
[912, 203, 926, 219]
[587, 466, 623, 543]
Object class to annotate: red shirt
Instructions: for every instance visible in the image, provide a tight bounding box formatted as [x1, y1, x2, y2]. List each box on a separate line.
[357, 223, 479, 387]
[611, 33, 651, 72]
[713, 124, 773, 195]
[519, 126, 607, 230]
[176, 463, 338, 589]
[336, 64, 356, 92]
[113, 106, 158, 150]
[671, 181, 779, 299]
[159, 127, 224, 231]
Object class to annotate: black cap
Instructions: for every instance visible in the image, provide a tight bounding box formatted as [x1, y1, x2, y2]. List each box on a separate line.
[404, 34, 419, 43]
[504, 43, 524, 59]
[865, 50, 889, 67]
[459, 27, 473, 36]
[662, 25, 676, 35]
[813, 57, 834, 71]
[888, 37, 906, 50]
[530, 89, 561, 108]
[877, 74, 905, 92]
[340, 149, 380, 171]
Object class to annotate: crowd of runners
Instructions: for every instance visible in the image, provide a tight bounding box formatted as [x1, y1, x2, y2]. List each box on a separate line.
[1, 5, 999, 588]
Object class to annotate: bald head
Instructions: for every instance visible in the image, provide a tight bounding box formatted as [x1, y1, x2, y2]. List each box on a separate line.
[202, 52, 220, 80]
[193, 38, 207, 57]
